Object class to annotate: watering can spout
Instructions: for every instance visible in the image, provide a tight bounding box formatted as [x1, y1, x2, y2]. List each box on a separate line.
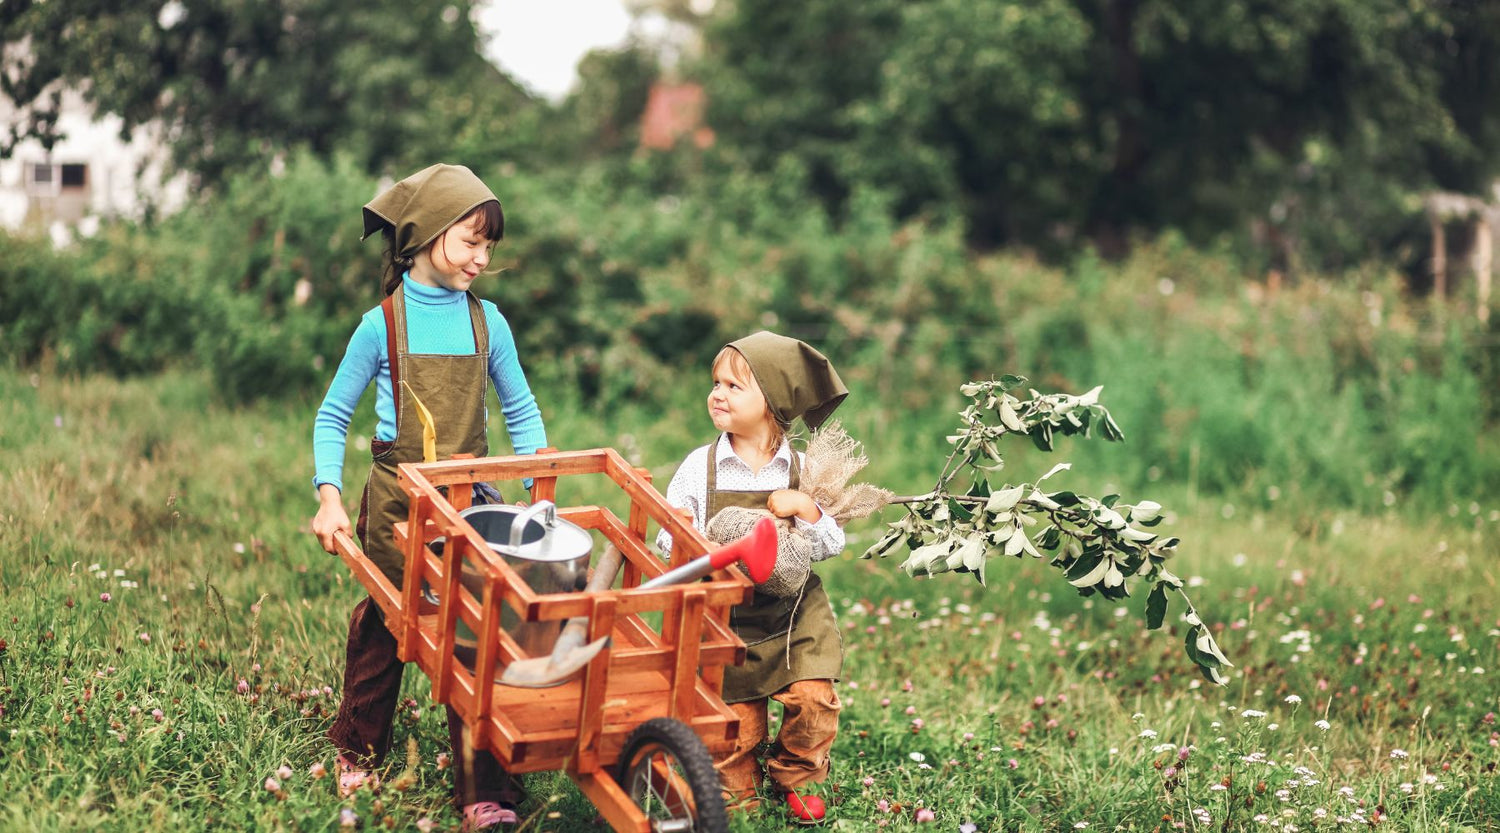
[707, 516, 777, 583]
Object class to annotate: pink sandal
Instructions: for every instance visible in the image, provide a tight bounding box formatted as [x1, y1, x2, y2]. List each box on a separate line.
[462, 801, 519, 830]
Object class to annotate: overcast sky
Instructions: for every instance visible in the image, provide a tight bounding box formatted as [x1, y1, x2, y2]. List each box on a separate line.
[477, 0, 633, 101]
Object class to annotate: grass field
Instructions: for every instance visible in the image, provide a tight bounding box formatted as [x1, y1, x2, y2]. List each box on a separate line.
[1, 368, 1497, 831]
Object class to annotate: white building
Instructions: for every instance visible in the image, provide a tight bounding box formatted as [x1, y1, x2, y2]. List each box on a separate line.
[0, 88, 188, 243]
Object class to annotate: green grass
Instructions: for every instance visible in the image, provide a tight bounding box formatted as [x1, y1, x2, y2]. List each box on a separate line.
[1, 368, 1497, 831]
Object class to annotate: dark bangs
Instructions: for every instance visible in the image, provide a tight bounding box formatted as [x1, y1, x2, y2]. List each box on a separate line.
[465, 199, 505, 241]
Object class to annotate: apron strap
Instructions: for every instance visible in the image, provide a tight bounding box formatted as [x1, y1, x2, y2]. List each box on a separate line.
[705, 436, 719, 494]
[382, 290, 402, 426]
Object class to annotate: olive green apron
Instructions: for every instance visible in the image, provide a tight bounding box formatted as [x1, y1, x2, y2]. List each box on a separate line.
[709, 439, 843, 704]
[357, 285, 489, 591]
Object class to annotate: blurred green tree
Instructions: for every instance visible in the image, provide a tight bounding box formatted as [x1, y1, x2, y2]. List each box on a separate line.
[0, 0, 542, 184]
[695, 0, 1500, 266]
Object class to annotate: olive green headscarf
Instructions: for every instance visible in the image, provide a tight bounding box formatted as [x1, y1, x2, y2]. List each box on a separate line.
[727, 331, 848, 431]
[361, 163, 500, 258]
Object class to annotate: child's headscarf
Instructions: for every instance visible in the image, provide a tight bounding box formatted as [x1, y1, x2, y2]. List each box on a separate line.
[726, 331, 847, 431]
[361, 163, 500, 259]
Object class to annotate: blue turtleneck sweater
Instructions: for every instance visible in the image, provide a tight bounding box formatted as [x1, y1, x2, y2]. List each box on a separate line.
[312, 279, 547, 492]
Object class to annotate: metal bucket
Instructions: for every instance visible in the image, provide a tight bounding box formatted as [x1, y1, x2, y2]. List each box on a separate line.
[426, 500, 594, 666]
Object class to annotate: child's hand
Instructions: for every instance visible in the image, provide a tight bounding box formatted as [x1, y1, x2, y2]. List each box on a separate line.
[312, 485, 352, 554]
[768, 489, 820, 523]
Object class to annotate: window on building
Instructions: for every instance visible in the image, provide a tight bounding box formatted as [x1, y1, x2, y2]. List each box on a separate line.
[61, 164, 87, 188]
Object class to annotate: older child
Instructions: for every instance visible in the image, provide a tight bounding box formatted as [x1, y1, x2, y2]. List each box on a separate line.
[656, 331, 848, 824]
[310, 163, 545, 830]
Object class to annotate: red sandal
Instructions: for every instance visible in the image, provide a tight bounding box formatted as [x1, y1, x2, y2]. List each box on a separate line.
[785, 791, 826, 824]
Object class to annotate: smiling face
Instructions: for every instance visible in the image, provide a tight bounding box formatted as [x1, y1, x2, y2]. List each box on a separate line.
[707, 348, 773, 438]
[409, 212, 496, 292]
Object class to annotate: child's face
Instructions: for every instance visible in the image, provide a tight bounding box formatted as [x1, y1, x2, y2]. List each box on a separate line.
[420, 214, 495, 292]
[707, 352, 770, 436]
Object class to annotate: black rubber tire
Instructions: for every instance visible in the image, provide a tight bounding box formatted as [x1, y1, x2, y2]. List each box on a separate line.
[615, 717, 728, 833]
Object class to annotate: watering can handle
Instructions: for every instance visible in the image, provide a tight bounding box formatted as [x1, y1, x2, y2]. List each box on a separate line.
[507, 499, 555, 551]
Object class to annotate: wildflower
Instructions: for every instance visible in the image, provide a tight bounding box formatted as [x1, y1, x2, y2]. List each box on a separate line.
[862, 777, 874, 787]
[1399, 783, 1414, 794]
[1074, 823, 1089, 830]
[276, 765, 293, 781]
[309, 762, 327, 779]
[1314, 719, 1331, 731]
[416, 820, 436, 833]
[960, 824, 978, 833]
[1006, 759, 1019, 769]
[1241, 709, 1268, 719]
[1163, 767, 1178, 779]
[436, 752, 451, 770]
[876, 799, 891, 813]
[915, 808, 936, 823]
[905, 705, 917, 716]
[340, 808, 358, 828]
[1178, 747, 1192, 762]
[1139, 729, 1158, 739]
[963, 732, 974, 742]
[1284, 695, 1301, 705]
[1390, 749, 1409, 760]
[880, 698, 891, 707]
[99, 593, 111, 603]
[909, 752, 926, 763]
[236, 679, 250, 694]
[911, 718, 924, 732]
[264, 777, 281, 794]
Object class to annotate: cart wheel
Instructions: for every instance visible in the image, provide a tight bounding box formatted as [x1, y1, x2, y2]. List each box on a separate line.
[616, 717, 728, 833]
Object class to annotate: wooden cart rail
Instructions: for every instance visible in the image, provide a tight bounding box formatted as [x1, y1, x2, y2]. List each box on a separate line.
[331, 448, 750, 832]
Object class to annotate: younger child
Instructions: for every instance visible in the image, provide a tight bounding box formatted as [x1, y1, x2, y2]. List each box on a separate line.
[310, 163, 546, 830]
[656, 331, 848, 824]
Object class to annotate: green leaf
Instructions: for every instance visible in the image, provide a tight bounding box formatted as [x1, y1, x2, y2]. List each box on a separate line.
[1049, 491, 1080, 507]
[861, 527, 906, 560]
[1145, 582, 1168, 629]
[1101, 412, 1125, 442]
[1065, 550, 1108, 585]
[1030, 422, 1053, 451]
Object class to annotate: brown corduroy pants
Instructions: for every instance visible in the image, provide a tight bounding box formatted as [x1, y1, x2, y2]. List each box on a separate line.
[326, 596, 521, 807]
[716, 679, 841, 806]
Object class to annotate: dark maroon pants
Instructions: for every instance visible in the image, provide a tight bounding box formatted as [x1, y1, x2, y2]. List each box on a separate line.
[327, 596, 521, 807]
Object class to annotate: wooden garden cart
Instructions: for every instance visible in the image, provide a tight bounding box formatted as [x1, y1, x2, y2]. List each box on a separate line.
[331, 448, 753, 833]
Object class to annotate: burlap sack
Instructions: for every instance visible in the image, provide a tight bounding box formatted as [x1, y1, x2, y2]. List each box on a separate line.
[705, 506, 812, 599]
